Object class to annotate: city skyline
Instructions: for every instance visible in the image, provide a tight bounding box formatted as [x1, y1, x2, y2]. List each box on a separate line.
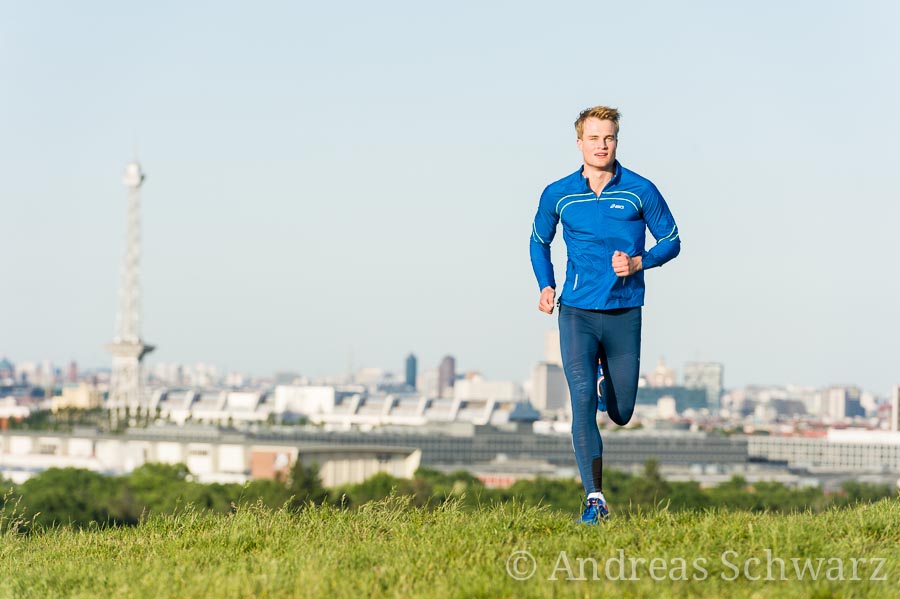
[2, 2, 898, 394]
[1, 350, 892, 404]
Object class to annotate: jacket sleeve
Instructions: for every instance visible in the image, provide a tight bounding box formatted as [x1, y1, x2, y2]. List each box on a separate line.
[529, 186, 559, 290]
[641, 183, 681, 269]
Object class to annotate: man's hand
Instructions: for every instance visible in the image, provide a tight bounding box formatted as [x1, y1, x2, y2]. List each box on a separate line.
[538, 286, 556, 314]
[612, 251, 642, 277]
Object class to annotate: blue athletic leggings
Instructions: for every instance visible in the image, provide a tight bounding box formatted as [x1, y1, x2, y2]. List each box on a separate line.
[558, 303, 641, 493]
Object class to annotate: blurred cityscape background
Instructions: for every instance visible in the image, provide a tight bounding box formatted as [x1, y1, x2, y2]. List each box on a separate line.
[3, 344, 899, 494]
[2, 159, 899, 495]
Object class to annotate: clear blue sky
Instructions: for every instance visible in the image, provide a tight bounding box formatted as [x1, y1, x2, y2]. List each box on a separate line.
[2, 1, 898, 394]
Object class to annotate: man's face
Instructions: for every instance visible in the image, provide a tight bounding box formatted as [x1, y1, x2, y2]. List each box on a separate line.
[577, 117, 617, 170]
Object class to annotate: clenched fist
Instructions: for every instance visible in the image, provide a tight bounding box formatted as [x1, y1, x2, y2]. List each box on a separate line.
[538, 286, 556, 314]
[612, 251, 642, 277]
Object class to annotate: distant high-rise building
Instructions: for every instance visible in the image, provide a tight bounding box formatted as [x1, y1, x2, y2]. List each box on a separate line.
[417, 368, 439, 398]
[646, 358, 677, 388]
[15, 361, 36, 385]
[405, 353, 417, 390]
[860, 391, 878, 415]
[683, 361, 724, 411]
[823, 386, 864, 421]
[890, 385, 900, 432]
[41, 360, 54, 387]
[438, 356, 456, 398]
[544, 330, 562, 366]
[0, 357, 14, 380]
[530, 362, 569, 413]
[67, 361, 78, 383]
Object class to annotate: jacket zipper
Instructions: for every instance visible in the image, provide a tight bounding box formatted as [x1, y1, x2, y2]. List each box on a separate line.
[593, 177, 628, 287]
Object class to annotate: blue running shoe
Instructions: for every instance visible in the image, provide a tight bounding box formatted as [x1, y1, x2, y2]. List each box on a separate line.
[579, 495, 610, 524]
[597, 362, 607, 413]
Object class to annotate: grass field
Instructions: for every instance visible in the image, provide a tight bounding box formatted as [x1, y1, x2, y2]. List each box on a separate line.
[0, 497, 897, 598]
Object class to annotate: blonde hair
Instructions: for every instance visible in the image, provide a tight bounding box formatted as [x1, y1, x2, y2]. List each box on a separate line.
[575, 106, 620, 139]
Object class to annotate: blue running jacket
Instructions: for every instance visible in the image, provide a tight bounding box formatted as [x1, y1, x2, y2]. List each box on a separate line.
[530, 162, 680, 310]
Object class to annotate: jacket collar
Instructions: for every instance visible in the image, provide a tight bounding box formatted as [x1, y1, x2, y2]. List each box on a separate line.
[576, 160, 622, 191]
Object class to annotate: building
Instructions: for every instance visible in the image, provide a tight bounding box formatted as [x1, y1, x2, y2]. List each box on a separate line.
[530, 362, 569, 413]
[51, 383, 102, 413]
[0, 358, 14, 382]
[405, 353, 417, 389]
[890, 385, 900, 432]
[748, 430, 900, 473]
[143, 383, 541, 429]
[16, 361, 52, 387]
[0, 398, 31, 423]
[646, 359, 677, 387]
[657, 396, 678, 419]
[453, 375, 523, 402]
[636, 386, 707, 413]
[544, 330, 562, 366]
[823, 386, 865, 421]
[354, 368, 386, 387]
[0, 426, 421, 486]
[723, 385, 818, 419]
[416, 369, 439, 398]
[683, 361, 724, 411]
[250, 425, 750, 478]
[438, 356, 456, 399]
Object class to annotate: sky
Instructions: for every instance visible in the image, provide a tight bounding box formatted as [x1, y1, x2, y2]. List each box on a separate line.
[1, 1, 898, 395]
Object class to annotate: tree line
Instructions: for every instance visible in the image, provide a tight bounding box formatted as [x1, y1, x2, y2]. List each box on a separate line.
[1, 459, 895, 531]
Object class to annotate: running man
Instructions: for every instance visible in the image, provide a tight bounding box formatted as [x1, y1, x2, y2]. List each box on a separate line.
[530, 106, 681, 523]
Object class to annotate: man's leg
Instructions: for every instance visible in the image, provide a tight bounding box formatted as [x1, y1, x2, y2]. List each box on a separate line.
[599, 307, 642, 426]
[558, 304, 604, 494]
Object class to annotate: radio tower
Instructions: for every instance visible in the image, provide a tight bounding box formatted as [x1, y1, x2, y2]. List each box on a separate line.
[105, 161, 155, 425]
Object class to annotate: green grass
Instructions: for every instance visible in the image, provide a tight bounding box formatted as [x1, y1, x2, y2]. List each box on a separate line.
[0, 497, 897, 598]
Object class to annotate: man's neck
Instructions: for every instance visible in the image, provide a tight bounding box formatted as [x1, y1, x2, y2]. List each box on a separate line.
[583, 164, 615, 195]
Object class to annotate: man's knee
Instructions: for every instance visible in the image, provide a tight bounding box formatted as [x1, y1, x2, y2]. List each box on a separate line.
[566, 374, 598, 402]
[609, 405, 634, 426]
